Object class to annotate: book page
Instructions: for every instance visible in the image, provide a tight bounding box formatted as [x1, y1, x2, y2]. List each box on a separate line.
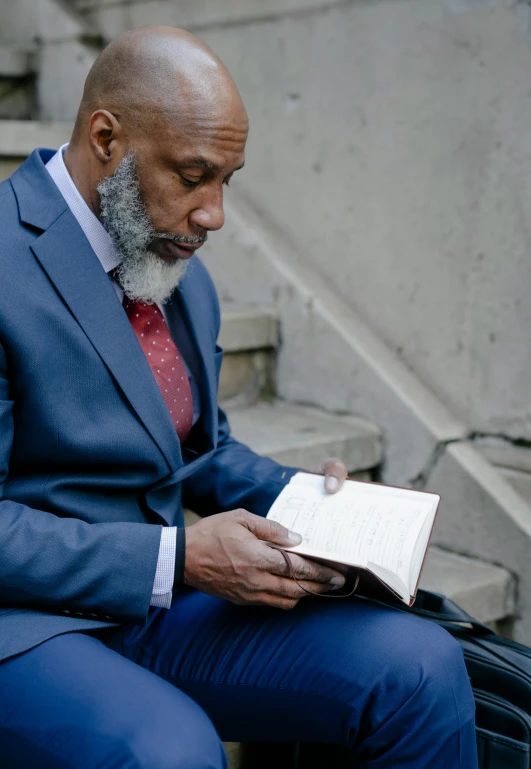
[267, 474, 438, 595]
[366, 562, 410, 601]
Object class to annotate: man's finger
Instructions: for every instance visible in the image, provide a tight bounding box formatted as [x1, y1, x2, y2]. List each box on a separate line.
[263, 575, 344, 600]
[322, 457, 348, 493]
[239, 510, 302, 548]
[270, 551, 346, 585]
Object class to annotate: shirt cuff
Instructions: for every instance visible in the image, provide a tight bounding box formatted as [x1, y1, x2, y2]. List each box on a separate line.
[150, 526, 177, 609]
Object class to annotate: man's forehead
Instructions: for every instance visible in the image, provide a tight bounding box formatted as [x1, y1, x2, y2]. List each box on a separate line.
[156, 119, 247, 171]
[159, 95, 248, 144]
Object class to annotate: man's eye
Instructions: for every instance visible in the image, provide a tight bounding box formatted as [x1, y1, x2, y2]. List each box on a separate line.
[179, 176, 201, 187]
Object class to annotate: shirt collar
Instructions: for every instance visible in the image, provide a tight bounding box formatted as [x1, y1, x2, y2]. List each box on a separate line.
[45, 143, 121, 275]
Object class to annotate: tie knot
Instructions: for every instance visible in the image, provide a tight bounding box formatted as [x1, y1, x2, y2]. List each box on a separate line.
[124, 298, 160, 320]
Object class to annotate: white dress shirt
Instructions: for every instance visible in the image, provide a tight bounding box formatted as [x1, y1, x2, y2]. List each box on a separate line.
[46, 144, 176, 610]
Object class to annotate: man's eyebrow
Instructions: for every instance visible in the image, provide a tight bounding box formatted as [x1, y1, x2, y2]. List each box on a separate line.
[178, 157, 245, 172]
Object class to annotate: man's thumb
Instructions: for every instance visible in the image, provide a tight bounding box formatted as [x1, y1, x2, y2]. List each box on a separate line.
[243, 513, 302, 547]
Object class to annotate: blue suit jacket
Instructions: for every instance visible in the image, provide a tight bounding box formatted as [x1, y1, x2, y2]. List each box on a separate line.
[0, 149, 296, 662]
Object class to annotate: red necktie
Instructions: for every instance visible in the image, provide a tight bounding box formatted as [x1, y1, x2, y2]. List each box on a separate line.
[124, 298, 194, 444]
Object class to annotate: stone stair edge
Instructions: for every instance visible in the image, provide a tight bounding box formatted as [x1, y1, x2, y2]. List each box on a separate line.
[421, 546, 515, 625]
[479, 440, 531, 474]
[219, 302, 279, 352]
[0, 119, 73, 157]
[227, 399, 382, 473]
[474, 441, 531, 510]
[228, 400, 381, 433]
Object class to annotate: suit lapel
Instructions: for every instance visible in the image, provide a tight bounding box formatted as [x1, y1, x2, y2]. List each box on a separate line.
[171, 264, 218, 451]
[31, 209, 182, 472]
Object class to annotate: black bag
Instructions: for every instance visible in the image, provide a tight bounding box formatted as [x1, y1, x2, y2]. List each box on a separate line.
[248, 590, 531, 769]
[404, 590, 531, 768]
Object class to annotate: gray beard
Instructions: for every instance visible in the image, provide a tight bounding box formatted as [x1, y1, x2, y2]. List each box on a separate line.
[97, 153, 188, 305]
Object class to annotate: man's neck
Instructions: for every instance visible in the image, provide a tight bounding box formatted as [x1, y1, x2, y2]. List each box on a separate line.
[63, 143, 100, 219]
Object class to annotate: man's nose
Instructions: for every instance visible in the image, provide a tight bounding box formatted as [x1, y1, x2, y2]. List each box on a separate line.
[190, 189, 225, 232]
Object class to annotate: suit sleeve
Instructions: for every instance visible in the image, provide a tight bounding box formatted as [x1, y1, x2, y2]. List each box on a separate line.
[182, 404, 299, 517]
[0, 339, 162, 622]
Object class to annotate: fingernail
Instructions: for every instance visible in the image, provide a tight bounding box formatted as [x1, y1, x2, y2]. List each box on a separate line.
[288, 530, 303, 546]
[330, 576, 345, 588]
[325, 476, 339, 493]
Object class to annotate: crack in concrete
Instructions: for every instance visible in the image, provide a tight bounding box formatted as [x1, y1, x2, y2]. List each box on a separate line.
[408, 428, 531, 489]
[408, 437, 463, 489]
[468, 430, 531, 450]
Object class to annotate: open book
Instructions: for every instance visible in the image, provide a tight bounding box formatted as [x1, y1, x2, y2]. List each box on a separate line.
[267, 472, 441, 605]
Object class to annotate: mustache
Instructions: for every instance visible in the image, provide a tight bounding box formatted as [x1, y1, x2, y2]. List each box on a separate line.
[156, 232, 208, 245]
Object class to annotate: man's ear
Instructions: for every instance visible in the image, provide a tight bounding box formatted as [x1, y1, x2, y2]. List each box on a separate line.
[88, 109, 123, 165]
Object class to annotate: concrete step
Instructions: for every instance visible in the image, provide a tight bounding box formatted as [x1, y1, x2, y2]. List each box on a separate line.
[0, 47, 37, 122]
[226, 400, 382, 473]
[0, 119, 72, 157]
[219, 303, 278, 352]
[476, 439, 531, 508]
[478, 440, 531, 475]
[218, 303, 278, 405]
[420, 546, 515, 626]
[0, 120, 72, 181]
[0, 45, 35, 78]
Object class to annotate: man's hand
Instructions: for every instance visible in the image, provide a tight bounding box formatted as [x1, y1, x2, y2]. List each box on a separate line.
[321, 457, 349, 493]
[184, 509, 347, 610]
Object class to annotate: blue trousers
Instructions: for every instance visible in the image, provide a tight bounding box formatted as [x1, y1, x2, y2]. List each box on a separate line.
[0, 589, 478, 768]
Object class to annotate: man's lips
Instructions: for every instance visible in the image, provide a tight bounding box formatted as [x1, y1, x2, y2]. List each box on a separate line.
[156, 239, 204, 262]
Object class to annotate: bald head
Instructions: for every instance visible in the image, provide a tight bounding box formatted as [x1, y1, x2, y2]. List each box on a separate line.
[74, 26, 245, 137]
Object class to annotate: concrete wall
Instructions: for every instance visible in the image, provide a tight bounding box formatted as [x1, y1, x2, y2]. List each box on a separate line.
[0, 0, 98, 121]
[71, 0, 531, 441]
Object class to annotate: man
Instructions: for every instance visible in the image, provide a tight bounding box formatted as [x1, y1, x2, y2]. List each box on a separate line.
[0, 26, 477, 768]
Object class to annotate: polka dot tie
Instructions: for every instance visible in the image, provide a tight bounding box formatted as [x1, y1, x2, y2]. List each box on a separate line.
[124, 298, 194, 444]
